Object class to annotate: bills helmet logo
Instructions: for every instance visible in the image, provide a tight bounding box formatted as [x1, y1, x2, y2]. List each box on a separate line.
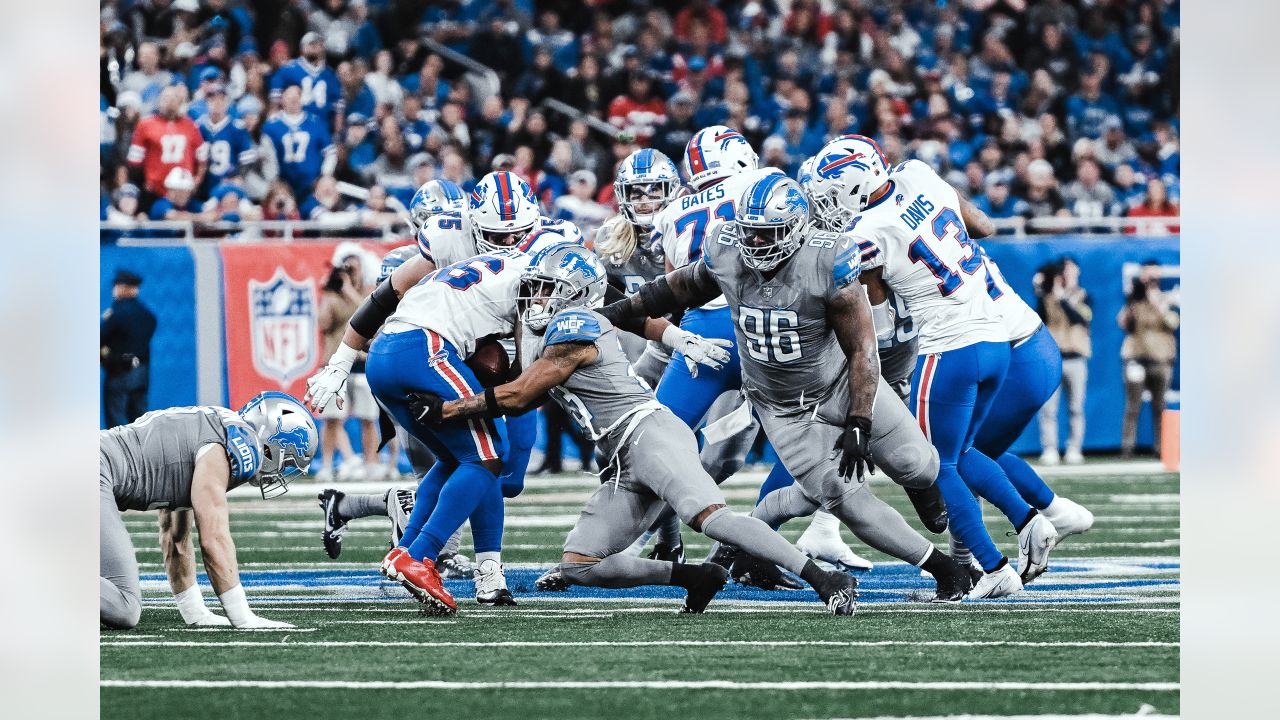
[249, 268, 316, 386]
[816, 152, 869, 179]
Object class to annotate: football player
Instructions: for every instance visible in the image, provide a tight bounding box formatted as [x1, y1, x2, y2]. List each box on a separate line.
[100, 392, 317, 629]
[816, 134, 1057, 596]
[598, 174, 973, 602]
[407, 243, 860, 614]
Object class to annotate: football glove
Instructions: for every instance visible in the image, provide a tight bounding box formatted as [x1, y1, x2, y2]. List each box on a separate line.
[407, 391, 445, 425]
[833, 415, 875, 482]
[304, 344, 358, 412]
[662, 325, 733, 379]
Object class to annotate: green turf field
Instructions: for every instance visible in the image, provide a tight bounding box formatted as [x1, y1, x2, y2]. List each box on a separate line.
[100, 460, 1180, 720]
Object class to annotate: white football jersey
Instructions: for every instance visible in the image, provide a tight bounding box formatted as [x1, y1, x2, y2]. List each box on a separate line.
[384, 248, 530, 357]
[417, 214, 581, 269]
[852, 160, 1007, 354]
[654, 167, 783, 309]
[979, 247, 1043, 342]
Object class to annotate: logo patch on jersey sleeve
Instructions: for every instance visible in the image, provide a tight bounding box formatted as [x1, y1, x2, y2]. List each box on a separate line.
[545, 309, 602, 346]
[833, 243, 863, 290]
[225, 424, 261, 482]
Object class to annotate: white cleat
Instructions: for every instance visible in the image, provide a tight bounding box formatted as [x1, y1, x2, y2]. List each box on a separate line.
[1063, 448, 1085, 465]
[337, 456, 366, 481]
[796, 523, 874, 572]
[968, 562, 1024, 599]
[1016, 514, 1058, 584]
[474, 559, 516, 606]
[1039, 449, 1060, 466]
[1041, 496, 1094, 546]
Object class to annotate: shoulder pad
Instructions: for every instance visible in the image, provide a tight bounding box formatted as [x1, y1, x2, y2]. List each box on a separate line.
[224, 423, 261, 482]
[832, 237, 863, 291]
[544, 308, 603, 346]
[415, 228, 434, 262]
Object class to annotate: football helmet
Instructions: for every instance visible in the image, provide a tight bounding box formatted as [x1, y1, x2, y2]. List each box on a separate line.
[806, 134, 891, 230]
[517, 243, 607, 332]
[469, 171, 541, 254]
[797, 155, 842, 232]
[408, 179, 467, 234]
[238, 391, 318, 499]
[732, 174, 810, 272]
[377, 245, 418, 284]
[682, 125, 758, 190]
[615, 148, 681, 227]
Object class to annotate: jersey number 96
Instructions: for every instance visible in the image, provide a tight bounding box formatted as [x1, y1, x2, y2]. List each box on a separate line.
[739, 307, 801, 363]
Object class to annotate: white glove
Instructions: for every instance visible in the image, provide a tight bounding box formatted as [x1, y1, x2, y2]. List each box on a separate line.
[662, 325, 733, 378]
[174, 585, 231, 627]
[218, 584, 296, 630]
[305, 343, 357, 412]
[232, 614, 296, 630]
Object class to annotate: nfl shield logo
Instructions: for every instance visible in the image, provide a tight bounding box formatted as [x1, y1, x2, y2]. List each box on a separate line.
[249, 269, 316, 386]
[762, 285, 777, 300]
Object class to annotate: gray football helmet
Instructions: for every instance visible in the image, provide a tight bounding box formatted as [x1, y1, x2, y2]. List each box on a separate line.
[238, 391, 318, 498]
[517, 243, 608, 333]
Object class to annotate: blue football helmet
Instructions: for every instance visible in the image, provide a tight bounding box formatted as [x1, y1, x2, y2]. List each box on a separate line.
[408, 179, 466, 234]
[238, 391, 318, 499]
[733, 174, 810, 272]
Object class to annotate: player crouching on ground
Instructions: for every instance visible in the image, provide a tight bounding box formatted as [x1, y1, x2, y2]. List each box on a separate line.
[100, 392, 317, 629]
[407, 243, 860, 614]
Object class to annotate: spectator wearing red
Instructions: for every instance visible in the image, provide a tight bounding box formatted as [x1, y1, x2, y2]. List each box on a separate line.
[1125, 177, 1179, 234]
[128, 85, 207, 202]
[607, 71, 667, 143]
[675, 0, 727, 46]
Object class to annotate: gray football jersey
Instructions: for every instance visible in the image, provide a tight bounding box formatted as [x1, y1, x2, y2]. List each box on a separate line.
[100, 406, 261, 511]
[596, 218, 667, 295]
[520, 307, 655, 455]
[701, 224, 864, 409]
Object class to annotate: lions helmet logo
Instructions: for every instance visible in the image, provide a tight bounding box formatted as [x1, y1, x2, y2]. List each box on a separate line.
[557, 251, 599, 281]
[270, 420, 313, 457]
[783, 187, 809, 215]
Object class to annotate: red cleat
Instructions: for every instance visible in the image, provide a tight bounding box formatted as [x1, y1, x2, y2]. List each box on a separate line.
[380, 547, 407, 580]
[386, 550, 457, 615]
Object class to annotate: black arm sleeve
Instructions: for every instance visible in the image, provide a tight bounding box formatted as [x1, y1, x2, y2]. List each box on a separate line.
[349, 279, 400, 339]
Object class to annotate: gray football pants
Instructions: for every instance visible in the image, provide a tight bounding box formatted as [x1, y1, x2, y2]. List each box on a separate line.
[100, 468, 141, 629]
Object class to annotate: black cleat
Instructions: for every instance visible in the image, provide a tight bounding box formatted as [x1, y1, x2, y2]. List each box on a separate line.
[647, 539, 686, 564]
[477, 588, 518, 606]
[678, 563, 730, 614]
[318, 489, 348, 559]
[812, 569, 859, 615]
[905, 484, 949, 534]
[930, 555, 974, 604]
[704, 542, 738, 571]
[730, 552, 804, 591]
[534, 566, 570, 592]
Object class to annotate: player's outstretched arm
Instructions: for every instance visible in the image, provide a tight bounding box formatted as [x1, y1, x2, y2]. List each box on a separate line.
[415, 342, 599, 424]
[598, 261, 722, 328]
[159, 508, 230, 626]
[829, 284, 881, 480]
[959, 195, 996, 239]
[191, 450, 293, 629]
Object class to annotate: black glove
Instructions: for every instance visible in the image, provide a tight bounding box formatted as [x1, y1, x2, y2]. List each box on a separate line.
[407, 391, 444, 426]
[833, 415, 875, 482]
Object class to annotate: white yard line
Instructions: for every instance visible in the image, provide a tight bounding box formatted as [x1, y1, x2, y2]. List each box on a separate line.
[100, 679, 1179, 691]
[101, 639, 1178, 649]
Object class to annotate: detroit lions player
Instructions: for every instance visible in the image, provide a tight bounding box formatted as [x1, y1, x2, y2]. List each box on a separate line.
[408, 178, 467, 234]
[408, 243, 859, 614]
[600, 175, 972, 602]
[100, 392, 317, 629]
[822, 135, 1058, 596]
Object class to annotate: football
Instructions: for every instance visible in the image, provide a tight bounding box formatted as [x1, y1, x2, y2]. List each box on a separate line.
[465, 338, 511, 387]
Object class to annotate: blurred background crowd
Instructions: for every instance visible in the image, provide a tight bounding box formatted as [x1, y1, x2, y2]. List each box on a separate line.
[99, 0, 1180, 238]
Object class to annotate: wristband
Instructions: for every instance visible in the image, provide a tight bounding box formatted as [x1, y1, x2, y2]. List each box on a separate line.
[660, 323, 686, 350]
[329, 342, 358, 373]
[217, 584, 254, 626]
[174, 585, 209, 624]
[485, 387, 500, 417]
[870, 301, 895, 343]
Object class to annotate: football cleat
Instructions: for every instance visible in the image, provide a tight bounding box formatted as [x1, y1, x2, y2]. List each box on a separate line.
[904, 484, 950, 534]
[1015, 513, 1058, 584]
[1039, 449, 1060, 466]
[647, 540, 686, 564]
[387, 488, 416, 546]
[1041, 496, 1094, 545]
[438, 551, 476, 580]
[383, 549, 457, 615]
[678, 563, 730, 614]
[969, 560, 1024, 599]
[796, 523, 874, 572]
[729, 552, 804, 590]
[928, 555, 974, 604]
[474, 559, 517, 606]
[337, 455, 366, 481]
[318, 489, 348, 559]
[534, 566, 570, 592]
[704, 542, 738, 571]
[811, 569, 858, 616]
[1063, 448, 1085, 465]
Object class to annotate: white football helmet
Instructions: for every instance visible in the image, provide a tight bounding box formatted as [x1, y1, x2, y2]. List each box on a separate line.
[409, 179, 467, 233]
[807, 134, 892, 231]
[683, 125, 758, 190]
[238, 391, 319, 499]
[468, 171, 541, 254]
[517, 243, 607, 332]
[796, 155, 843, 232]
[733, 174, 810, 272]
[615, 148, 681, 227]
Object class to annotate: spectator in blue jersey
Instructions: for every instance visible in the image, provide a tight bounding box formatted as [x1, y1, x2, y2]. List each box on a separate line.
[149, 168, 211, 221]
[197, 83, 258, 193]
[187, 67, 228, 121]
[400, 54, 451, 114]
[261, 84, 337, 200]
[301, 175, 354, 221]
[1065, 72, 1121, 141]
[975, 172, 1031, 225]
[399, 95, 433, 152]
[340, 113, 378, 175]
[270, 32, 343, 129]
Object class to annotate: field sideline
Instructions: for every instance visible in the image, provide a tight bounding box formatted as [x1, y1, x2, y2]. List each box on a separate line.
[101, 460, 1180, 720]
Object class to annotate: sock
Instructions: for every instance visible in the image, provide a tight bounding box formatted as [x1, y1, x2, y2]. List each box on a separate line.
[957, 448, 1035, 529]
[654, 506, 682, 546]
[752, 485, 821, 531]
[798, 559, 828, 587]
[668, 562, 705, 589]
[807, 509, 840, 535]
[948, 535, 973, 567]
[1015, 508, 1037, 533]
[562, 555, 674, 588]
[397, 460, 451, 550]
[441, 527, 463, 557]
[755, 461, 798, 505]
[407, 463, 498, 562]
[931, 469, 1004, 572]
[468, 477, 505, 554]
[997, 452, 1056, 509]
[918, 547, 954, 577]
[475, 551, 501, 566]
[338, 492, 389, 520]
[700, 507, 809, 574]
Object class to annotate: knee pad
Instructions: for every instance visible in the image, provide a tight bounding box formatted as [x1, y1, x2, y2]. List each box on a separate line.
[884, 441, 939, 490]
[560, 561, 599, 587]
[101, 588, 142, 630]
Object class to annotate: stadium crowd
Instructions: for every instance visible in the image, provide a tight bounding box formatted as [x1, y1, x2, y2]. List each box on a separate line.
[99, 0, 1180, 236]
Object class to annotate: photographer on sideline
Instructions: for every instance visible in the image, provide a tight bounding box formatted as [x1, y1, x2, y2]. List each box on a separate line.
[1118, 260, 1180, 458]
[1037, 256, 1093, 465]
[101, 269, 157, 428]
